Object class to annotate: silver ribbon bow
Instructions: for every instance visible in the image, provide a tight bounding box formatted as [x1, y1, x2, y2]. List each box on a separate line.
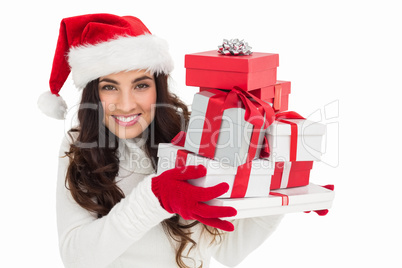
[217, 39, 252, 56]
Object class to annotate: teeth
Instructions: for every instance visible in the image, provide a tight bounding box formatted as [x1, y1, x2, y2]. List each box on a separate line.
[115, 115, 138, 122]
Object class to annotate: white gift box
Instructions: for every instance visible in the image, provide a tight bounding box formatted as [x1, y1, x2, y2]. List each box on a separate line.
[266, 118, 326, 162]
[157, 143, 274, 198]
[184, 89, 266, 167]
[206, 183, 335, 219]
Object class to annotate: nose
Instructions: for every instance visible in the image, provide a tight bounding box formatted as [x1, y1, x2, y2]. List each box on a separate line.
[117, 88, 137, 113]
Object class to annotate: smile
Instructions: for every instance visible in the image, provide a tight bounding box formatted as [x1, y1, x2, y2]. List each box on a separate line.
[112, 114, 141, 127]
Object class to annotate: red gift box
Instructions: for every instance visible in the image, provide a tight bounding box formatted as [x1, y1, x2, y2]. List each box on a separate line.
[248, 81, 291, 112]
[270, 161, 313, 190]
[200, 81, 291, 112]
[185, 50, 279, 90]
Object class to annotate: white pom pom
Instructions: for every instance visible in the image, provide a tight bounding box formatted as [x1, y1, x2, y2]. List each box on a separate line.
[37, 91, 67, 120]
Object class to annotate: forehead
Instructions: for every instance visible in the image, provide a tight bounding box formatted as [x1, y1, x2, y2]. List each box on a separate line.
[100, 69, 154, 81]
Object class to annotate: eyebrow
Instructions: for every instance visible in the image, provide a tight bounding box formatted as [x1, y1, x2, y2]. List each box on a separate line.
[99, 75, 153, 85]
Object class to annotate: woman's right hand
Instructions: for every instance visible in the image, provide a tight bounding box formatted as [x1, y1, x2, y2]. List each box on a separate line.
[151, 165, 237, 232]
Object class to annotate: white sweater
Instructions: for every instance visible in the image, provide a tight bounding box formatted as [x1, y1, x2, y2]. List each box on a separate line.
[56, 135, 283, 268]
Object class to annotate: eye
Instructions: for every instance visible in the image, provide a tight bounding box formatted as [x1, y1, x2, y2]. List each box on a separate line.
[135, 83, 150, 90]
[101, 85, 117, 91]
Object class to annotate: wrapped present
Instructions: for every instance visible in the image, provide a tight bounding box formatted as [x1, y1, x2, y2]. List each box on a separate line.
[157, 143, 275, 198]
[185, 50, 279, 90]
[206, 183, 335, 219]
[201, 81, 291, 113]
[184, 87, 275, 167]
[267, 111, 326, 162]
[270, 161, 313, 190]
[248, 81, 291, 112]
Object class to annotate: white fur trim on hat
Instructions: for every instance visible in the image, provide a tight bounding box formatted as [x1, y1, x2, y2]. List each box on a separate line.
[68, 34, 174, 89]
[37, 91, 67, 120]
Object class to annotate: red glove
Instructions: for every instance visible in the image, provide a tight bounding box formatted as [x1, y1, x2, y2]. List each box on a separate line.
[152, 165, 237, 232]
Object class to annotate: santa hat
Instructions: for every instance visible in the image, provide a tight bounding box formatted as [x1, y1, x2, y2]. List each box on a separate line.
[38, 13, 174, 119]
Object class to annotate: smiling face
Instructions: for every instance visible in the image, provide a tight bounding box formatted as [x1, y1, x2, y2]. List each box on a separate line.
[98, 69, 157, 140]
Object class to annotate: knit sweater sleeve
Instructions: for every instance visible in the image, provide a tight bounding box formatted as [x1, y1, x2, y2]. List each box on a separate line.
[212, 214, 284, 267]
[56, 136, 173, 268]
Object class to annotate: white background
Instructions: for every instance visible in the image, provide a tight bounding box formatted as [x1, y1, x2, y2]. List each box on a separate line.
[1, 0, 401, 267]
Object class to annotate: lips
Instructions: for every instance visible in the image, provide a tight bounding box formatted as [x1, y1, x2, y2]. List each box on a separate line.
[112, 114, 141, 127]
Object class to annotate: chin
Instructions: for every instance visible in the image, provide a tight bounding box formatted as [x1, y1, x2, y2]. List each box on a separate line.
[113, 125, 148, 140]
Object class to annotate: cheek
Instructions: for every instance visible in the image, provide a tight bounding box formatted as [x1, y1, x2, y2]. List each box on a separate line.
[144, 89, 157, 117]
[102, 102, 115, 115]
[98, 95, 115, 126]
[99, 94, 115, 114]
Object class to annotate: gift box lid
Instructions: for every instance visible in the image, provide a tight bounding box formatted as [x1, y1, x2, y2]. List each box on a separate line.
[260, 80, 291, 95]
[248, 80, 291, 100]
[157, 143, 275, 175]
[185, 50, 279, 73]
[206, 183, 335, 219]
[275, 81, 291, 94]
[275, 161, 313, 171]
[267, 119, 326, 136]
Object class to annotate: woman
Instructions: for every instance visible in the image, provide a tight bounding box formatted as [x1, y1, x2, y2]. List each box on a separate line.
[38, 13, 283, 268]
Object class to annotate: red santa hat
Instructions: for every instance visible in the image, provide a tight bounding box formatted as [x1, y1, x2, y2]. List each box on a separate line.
[38, 13, 174, 119]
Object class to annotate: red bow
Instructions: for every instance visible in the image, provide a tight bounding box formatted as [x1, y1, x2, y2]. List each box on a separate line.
[199, 87, 275, 162]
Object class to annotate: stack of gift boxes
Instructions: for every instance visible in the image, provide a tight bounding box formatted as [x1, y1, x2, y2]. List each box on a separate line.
[157, 41, 334, 218]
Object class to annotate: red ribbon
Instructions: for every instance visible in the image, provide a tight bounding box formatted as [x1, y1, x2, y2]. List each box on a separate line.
[273, 84, 282, 111]
[275, 111, 305, 161]
[171, 131, 186, 147]
[175, 149, 191, 168]
[269, 192, 289, 206]
[230, 162, 253, 198]
[172, 131, 191, 168]
[259, 136, 270, 158]
[322, 184, 335, 191]
[199, 87, 275, 162]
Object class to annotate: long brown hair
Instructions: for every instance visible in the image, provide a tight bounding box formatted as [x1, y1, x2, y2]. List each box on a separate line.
[65, 74, 221, 267]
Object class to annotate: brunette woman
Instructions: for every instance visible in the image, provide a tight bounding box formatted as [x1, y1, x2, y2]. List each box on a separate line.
[38, 13, 283, 268]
